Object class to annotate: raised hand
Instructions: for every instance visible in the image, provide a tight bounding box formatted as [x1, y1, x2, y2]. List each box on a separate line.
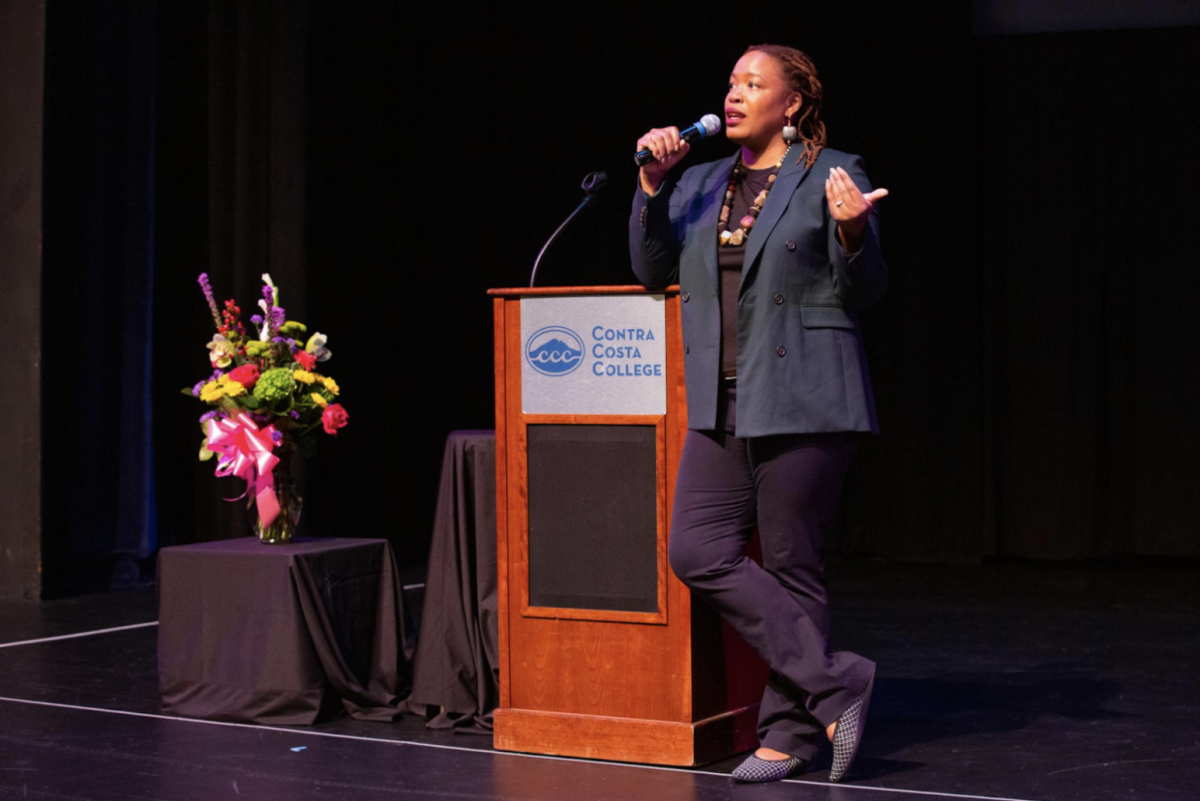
[637, 127, 691, 194]
[825, 166, 889, 249]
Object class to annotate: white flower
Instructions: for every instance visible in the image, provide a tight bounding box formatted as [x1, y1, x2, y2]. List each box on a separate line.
[305, 332, 332, 362]
[257, 299, 271, 341]
[207, 334, 236, 368]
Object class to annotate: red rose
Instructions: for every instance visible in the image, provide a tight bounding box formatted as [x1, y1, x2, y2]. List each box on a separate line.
[321, 403, 349, 436]
[227, 363, 260, 389]
[294, 350, 317, 371]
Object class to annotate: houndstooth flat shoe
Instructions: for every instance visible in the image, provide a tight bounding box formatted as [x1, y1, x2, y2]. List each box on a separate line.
[731, 753, 807, 782]
[829, 670, 876, 782]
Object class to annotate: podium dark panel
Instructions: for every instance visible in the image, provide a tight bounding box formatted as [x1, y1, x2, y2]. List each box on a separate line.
[526, 424, 657, 613]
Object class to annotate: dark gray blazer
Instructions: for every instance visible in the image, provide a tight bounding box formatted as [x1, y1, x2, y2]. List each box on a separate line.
[630, 147, 886, 437]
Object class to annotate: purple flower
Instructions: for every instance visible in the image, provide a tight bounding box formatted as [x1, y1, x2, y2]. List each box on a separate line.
[270, 429, 284, 445]
[272, 336, 288, 345]
[251, 314, 263, 325]
[288, 410, 301, 419]
[199, 410, 220, 424]
[192, 380, 206, 397]
[198, 274, 222, 331]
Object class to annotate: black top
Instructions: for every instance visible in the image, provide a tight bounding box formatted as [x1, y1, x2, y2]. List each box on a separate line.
[718, 165, 775, 377]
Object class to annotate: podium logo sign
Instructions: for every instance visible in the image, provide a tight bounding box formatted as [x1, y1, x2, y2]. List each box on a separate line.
[525, 326, 584, 376]
[521, 295, 666, 415]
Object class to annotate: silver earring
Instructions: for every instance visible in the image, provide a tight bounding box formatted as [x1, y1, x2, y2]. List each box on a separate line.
[782, 124, 798, 142]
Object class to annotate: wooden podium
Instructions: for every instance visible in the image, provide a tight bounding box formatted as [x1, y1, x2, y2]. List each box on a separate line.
[489, 285, 767, 766]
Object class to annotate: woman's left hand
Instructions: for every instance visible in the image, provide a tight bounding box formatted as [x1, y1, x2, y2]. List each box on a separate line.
[826, 166, 889, 251]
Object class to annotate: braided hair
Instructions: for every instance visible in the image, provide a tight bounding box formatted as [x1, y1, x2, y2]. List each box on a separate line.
[745, 44, 827, 168]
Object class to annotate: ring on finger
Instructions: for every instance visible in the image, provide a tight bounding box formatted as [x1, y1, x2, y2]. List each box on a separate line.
[835, 200, 844, 207]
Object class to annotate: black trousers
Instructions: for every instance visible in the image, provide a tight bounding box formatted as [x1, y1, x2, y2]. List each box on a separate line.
[668, 387, 874, 761]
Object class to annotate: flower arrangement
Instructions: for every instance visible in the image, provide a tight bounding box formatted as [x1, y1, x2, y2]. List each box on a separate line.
[185, 273, 349, 542]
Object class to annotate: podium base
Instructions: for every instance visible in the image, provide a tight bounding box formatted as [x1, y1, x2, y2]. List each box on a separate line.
[493, 704, 760, 767]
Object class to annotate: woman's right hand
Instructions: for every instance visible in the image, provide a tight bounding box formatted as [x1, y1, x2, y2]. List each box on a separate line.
[637, 127, 690, 195]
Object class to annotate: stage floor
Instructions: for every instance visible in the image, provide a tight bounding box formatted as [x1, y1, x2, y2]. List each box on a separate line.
[1, 558, 1196, 801]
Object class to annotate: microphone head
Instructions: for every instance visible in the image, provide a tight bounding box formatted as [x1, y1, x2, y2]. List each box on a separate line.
[581, 171, 608, 196]
[698, 114, 722, 137]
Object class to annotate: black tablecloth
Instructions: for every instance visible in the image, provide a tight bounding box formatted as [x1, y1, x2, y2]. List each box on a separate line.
[158, 537, 410, 725]
[406, 430, 500, 731]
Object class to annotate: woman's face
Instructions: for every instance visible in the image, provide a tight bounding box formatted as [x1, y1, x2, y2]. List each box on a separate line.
[724, 51, 801, 152]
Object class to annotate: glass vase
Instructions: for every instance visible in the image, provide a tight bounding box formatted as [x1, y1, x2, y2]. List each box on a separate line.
[251, 447, 302, 544]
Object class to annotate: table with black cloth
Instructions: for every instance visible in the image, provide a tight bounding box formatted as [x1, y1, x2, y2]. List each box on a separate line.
[406, 430, 500, 732]
[158, 537, 410, 725]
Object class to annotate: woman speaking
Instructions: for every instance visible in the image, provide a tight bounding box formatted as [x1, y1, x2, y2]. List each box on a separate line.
[630, 44, 888, 783]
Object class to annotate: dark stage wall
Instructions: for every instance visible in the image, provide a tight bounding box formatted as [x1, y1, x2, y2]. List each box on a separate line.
[21, 3, 1200, 596]
[0, 0, 44, 601]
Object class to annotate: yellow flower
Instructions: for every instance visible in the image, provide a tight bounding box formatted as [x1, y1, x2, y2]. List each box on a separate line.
[199, 380, 224, 403]
[322, 377, 340, 395]
[310, 392, 328, 409]
[293, 369, 317, 385]
[200, 375, 246, 403]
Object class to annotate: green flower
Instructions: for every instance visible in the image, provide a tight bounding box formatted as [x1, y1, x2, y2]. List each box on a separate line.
[253, 367, 296, 405]
[245, 340, 271, 358]
[279, 320, 308, 338]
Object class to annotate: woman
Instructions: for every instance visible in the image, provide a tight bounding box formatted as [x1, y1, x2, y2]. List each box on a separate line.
[629, 44, 888, 783]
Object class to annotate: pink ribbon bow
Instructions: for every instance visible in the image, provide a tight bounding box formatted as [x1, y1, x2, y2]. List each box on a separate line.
[206, 413, 282, 529]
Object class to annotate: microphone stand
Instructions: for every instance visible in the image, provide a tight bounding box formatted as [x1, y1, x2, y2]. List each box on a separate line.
[529, 171, 608, 288]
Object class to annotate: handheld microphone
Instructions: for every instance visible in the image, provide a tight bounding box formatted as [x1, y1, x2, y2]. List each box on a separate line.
[633, 114, 722, 166]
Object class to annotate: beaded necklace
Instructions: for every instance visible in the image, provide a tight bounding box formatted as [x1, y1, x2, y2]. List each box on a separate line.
[717, 145, 792, 247]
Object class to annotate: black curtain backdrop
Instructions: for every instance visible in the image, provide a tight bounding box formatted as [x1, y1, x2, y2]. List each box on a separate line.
[975, 28, 1200, 558]
[42, 0, 159, 595]
[152, 0, 311, 558]
[42, 0, 312, 595]
[38, 4, 1200, 596]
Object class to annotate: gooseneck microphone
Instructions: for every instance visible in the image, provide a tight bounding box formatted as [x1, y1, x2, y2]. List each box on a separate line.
[529, 172, 608, 288]
[633, 114, 722, 166]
